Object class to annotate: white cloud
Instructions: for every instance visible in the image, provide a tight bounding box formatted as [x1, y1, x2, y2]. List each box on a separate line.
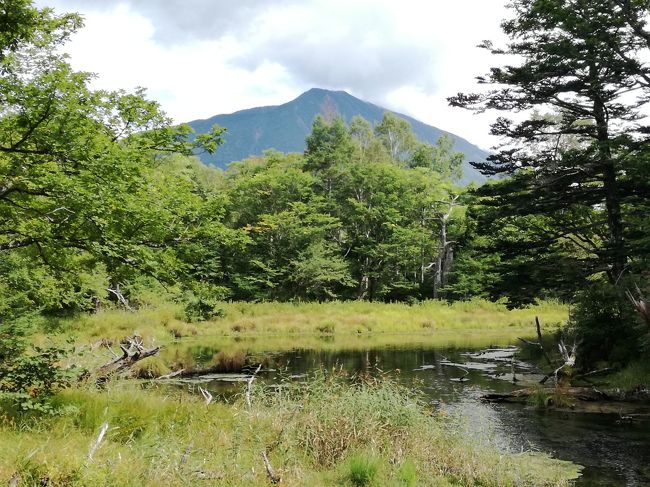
[37, 0, 511, 150]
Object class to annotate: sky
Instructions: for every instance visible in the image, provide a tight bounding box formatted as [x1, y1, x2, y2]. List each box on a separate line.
[36, 0, 511, 151]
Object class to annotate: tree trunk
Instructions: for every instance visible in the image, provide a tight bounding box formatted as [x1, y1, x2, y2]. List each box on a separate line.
[590, 62, 626, 282]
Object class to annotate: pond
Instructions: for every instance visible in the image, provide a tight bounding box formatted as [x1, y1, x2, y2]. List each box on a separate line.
[165, 334, 650, 486]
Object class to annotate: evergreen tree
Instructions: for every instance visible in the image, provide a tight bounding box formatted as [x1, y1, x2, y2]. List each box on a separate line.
[449, 0, 650, 289]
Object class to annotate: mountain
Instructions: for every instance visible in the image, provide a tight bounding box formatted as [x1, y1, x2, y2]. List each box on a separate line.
[188, 88, 489, 185]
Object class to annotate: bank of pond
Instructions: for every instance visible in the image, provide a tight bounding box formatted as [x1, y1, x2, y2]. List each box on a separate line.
[4, 301, 649, 486]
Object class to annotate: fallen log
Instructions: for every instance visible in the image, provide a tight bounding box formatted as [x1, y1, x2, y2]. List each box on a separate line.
[156, 362, 263, 379]
[481, 387, 610, 403]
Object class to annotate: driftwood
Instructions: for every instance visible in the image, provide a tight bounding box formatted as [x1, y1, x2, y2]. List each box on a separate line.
[156, 368, 185, 380]
[93, 335, 160, 381]
[156, 362, 261, 379]
[482, 387, 609, 403]
[573, 367, 614, 381]
[482, 386, 650, 404]
[198, 386, 213, 405]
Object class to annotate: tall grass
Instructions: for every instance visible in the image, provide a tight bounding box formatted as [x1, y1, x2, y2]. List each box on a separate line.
[0, 374, 580, 486]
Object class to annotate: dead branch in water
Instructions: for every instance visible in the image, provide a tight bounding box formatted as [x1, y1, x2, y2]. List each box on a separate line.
[539, 337, 580, 385]
[156, 368, 185, 380]
[481, 387, 608, 403]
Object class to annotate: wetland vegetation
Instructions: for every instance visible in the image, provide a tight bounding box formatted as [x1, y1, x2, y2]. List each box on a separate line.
[2, 0, 650, 485]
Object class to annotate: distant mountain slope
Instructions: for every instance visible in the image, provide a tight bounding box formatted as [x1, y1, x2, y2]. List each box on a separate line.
[188, 88, 488, 185]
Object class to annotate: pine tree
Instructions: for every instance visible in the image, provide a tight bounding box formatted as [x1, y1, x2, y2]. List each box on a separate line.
[450, 0, 650, 286]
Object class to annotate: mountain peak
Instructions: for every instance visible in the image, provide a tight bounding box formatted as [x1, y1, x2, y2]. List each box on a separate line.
[188, 90, 488, 185]
[300, 87, 348, 97]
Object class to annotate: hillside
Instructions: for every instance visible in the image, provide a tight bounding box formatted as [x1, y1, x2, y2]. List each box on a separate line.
[188, 88, 489, 184]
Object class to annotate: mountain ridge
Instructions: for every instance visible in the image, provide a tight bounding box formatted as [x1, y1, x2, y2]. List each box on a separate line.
[188, 88, 488, 185]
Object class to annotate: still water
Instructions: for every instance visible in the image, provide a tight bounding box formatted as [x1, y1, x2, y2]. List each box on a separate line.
[174, 337, 650, 486]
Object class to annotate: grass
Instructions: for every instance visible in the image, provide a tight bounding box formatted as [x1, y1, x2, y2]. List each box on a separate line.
[4, 298, 583, 485]
[602, 360, 650, 390]
[0, 373, 581, 486]
[346, 452, 380, 486]
[36, 298, 568, 347]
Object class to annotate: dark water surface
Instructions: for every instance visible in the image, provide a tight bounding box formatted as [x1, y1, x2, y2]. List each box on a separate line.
[176, 338, 650, 486]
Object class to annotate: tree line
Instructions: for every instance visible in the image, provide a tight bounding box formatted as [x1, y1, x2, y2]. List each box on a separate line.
[2, 0, 650, 371]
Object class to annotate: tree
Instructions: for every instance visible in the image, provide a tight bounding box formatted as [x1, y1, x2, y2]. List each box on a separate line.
[224, 152, 351, 300]
[374, 112, 418, 163]
[0, 1, 226, 316]
[410, 135, 464, 182]
[449, 0, 650, 290]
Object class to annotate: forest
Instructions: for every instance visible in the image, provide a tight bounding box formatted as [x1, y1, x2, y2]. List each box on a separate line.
[1, 0, 649, 485]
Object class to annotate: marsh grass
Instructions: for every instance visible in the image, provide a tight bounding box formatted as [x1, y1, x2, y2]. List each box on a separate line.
[40, 299, 567, 348]
[0, 373, 580, 486]
[346, 452, 381, 486]
[131, 356, 170, 379]
[211, 350, 247, 372]
[528, 387, 552, 409]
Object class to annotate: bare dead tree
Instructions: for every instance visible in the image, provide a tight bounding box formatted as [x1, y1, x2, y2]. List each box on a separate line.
[431, 194, 459, 299]
[518, 316, 554, 366]
[246, 364, 263, 409]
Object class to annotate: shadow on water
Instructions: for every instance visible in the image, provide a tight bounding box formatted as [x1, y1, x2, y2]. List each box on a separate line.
[166, 335, 650, 486]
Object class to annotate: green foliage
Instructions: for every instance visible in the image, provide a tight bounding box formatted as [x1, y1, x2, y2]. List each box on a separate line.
[568, 280, 643, 368]
[346, 452, 381, 486]
[449, 2, 650, 277]
[0, 324, 77, 413]
[604, 360, 650, 389]
[0, 1, 234, 319]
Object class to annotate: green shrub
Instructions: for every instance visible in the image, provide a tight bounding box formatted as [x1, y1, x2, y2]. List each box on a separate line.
[184, 297, 226, 323]
[0, 324, 78, 414]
